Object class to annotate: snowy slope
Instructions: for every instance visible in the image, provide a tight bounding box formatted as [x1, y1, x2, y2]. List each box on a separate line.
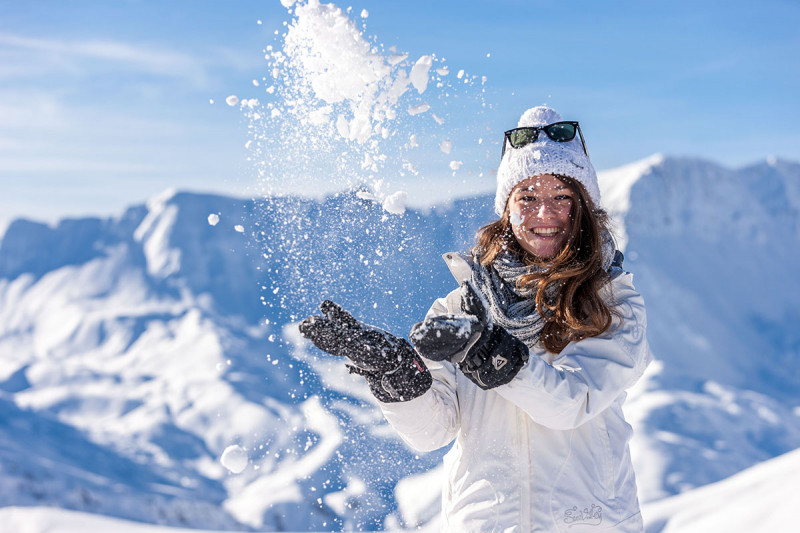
[5, 448, 797, 533]
[0, 506, 241, 533]
[0, 155, 799, 530]
[641, 447, 800, 533]
[0, 189, 487, 531]
[5, 448, 799, 533]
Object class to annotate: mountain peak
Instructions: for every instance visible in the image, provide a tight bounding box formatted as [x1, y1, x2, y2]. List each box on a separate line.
[598, 154, 800, 249]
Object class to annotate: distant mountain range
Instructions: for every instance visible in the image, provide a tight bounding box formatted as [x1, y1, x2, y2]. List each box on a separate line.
[1, 155, 798, 531]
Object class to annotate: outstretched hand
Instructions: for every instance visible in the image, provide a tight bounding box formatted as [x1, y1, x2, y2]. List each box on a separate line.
[299, 300, 410, 374]
[299, 300, 431, 402]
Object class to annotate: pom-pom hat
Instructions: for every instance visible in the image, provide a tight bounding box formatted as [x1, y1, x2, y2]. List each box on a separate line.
[494, 106, 600, 216]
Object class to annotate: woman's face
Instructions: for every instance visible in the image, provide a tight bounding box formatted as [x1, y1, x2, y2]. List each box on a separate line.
[508, 174, 574, 259]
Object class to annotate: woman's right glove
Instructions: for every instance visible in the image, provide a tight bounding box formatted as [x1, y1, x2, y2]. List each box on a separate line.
[299, 300, 432, 403]
[409, 281, 529, 390]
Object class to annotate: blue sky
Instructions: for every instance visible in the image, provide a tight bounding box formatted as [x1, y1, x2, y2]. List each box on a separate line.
[1, 0, 798, 231]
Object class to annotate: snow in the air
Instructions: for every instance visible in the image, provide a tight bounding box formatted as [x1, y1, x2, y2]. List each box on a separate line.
[408, 103, 430, 116]
[278, 0, 425, 145]
[409, 55, 433, 94]
[220, 444, 248, 473]
[225, 95, 239, 106]
[242, 0, 489, 212]
[356, 190, 378, 202]
[381, 190, 408, 215]
[509, 211, 524, 225]
[207, 213, 219, 226]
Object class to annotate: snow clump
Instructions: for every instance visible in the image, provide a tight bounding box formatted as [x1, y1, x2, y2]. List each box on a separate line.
[407, 103, 430, 116]
[207, 213, 220, 226]
[356, 190, 378, 201]
[246, 0, 488, 209]
[409, 55, 433, 94]
[279, 0, 429, 145]
[220, 445, 248, 473]
[382, 191, 408, 215]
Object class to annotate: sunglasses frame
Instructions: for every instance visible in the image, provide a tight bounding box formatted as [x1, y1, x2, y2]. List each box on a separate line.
[501, 121, 589, 158]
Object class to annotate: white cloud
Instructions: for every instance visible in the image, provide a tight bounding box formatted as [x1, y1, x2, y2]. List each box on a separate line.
[0, 87, 193, 137]
[0, 32, 209, 83]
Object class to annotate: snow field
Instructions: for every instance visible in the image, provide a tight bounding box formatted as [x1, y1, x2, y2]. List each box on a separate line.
[1, 155, 799, 530]
[642, 447, 800, 533]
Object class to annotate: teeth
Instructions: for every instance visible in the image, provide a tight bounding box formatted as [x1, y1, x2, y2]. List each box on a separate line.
[532, 227, 560, 236]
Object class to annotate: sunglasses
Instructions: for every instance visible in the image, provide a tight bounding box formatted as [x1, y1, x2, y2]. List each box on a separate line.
[501, 121, 588, 157]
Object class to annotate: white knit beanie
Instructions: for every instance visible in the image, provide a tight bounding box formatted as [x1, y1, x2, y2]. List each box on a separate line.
[494, 106, 600, 216]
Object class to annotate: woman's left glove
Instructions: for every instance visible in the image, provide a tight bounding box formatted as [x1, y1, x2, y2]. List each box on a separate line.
[409, 281, 529, 390]
[298, 300, 432, 403]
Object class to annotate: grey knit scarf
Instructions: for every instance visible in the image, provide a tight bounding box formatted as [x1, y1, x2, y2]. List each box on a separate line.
[469, 230, 617, 347]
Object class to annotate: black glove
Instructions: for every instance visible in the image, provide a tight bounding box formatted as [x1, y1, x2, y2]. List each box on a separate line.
[409, 281, 529, 390]
[298, 300, 432, 403]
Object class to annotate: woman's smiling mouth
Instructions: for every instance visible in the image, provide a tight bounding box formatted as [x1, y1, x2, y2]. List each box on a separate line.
[530, 227, 561, 236]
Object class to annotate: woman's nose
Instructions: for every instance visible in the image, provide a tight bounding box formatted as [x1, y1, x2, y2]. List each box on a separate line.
[535, 199, 557, 217]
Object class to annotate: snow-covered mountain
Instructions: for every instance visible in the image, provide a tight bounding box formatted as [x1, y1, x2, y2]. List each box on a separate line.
[598, 155, 800, 504]
[641, 446, 800, 533]
[1, 155, 799, 531]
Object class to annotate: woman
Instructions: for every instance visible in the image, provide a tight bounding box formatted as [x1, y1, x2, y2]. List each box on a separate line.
[299, 106, 652, 532]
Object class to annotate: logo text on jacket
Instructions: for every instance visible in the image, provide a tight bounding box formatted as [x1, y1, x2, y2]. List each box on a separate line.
[564, 504, 602, 527]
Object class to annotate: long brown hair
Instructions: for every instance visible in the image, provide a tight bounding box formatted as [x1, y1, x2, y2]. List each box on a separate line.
[474, 175, 616, 354]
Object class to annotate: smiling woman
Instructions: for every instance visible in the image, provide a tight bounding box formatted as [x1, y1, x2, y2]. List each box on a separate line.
[299, 105, 653, 532]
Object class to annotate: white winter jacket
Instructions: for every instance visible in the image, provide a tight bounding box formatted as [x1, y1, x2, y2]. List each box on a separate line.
[379, 253, 653, 532]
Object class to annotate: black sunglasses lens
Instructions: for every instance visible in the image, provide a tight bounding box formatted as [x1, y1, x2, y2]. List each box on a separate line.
[544, 122, 577, 142]
[508, 128, 539, 148]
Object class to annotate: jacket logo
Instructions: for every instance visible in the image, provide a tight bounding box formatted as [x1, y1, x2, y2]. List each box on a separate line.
[564, 504, 602, 527]
[492, 355, 507, 370]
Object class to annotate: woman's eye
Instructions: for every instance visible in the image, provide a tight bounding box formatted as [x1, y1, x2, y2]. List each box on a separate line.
[555, 195, 572, 201]
[521, 196, 536, 202]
